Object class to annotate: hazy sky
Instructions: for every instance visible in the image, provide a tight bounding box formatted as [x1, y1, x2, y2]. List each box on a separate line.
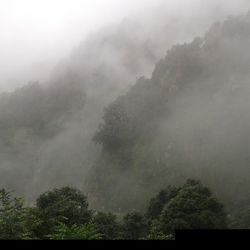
[0, 0, 154, 91]
[0, 0, 249, 92]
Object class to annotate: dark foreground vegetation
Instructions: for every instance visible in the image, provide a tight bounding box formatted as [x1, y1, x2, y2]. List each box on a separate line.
[1, 179, 249, 240]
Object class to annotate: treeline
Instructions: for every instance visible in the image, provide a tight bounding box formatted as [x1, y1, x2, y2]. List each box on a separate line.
[1, 179, 249, 240]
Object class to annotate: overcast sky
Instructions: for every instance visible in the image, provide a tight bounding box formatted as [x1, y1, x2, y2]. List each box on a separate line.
[0, 0, 155, 91]
[0, 0, 249, 92]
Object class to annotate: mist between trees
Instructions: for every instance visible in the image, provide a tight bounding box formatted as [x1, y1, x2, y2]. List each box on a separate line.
[0, 1, 250, 223]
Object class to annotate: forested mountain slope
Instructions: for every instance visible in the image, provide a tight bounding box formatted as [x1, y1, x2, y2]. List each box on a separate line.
[1, 5, 250, 213]
[87, 12, 250, 213]
[0, 3, 231, 200]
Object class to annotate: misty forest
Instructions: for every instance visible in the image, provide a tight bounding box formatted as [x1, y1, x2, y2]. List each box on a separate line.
[1, 0, 250, 240]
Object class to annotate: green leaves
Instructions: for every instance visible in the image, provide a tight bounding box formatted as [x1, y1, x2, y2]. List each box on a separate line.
[0, 181, 230, 240]
[146, 187, 180, 221]
[93, 212, 120, 240]
[0, 189, 32, 239]
[151, 180, 227, 234]
[145, 226, 174, 240]
[48, 223, 103, 240]
[122, 212, 148, 240]
[36, 186, 92, 226]
[35, 187, 93, 238]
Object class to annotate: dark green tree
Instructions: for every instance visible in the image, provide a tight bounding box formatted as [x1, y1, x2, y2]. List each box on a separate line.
[0, 189, 33, 239]
[146, 186, 180, 221]
[158, 180, 228, 234]
[145, 225, 174, 240]
[122, 212, 148, 240]
[48, 223, 103, 240]
[93, 212, 120, 240]
[36, 186, 92, 238]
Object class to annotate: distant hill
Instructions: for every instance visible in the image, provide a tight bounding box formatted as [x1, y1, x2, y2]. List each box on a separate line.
[87, 12, 250, 213]
[0, 4, 250, 211]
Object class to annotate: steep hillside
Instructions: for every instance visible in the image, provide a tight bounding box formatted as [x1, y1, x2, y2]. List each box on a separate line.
[0, 4, 227, 200]
[0, 4, 250, 206]
[87, 12, 250, 213]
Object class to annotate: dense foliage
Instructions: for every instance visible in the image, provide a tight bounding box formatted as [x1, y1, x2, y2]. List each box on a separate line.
[0, 181, 233, 240]
[0, 189, 40, 239]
